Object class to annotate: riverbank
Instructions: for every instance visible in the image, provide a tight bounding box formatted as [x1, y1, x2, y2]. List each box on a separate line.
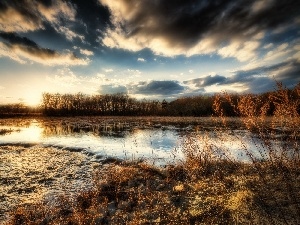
[3, 152, 300, 225]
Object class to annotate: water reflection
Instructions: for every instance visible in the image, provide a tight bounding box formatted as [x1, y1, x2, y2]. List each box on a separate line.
[0, 120, 184, 164]
[0, 119, 289, 163]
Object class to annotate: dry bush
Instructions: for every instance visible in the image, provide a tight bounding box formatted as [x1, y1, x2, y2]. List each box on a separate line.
[211, 82, 300, 224]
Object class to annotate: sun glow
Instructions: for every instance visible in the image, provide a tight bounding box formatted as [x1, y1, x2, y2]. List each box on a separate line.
[23, 91, 42, 106]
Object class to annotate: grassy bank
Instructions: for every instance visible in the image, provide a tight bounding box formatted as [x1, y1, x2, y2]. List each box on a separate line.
[4, 157, 300, 224]
[4, 83, 300, 224]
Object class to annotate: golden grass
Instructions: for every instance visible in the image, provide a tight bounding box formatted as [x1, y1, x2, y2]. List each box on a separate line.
[4, 82, 300, 224]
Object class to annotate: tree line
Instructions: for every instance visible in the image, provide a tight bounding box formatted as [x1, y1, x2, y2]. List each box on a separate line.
[0, 103, 40, 117]
[1, 82, 299, 117]
[41, 93, 164, 116]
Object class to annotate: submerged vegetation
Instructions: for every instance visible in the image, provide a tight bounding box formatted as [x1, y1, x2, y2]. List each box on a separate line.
[2, 83, 300, 224]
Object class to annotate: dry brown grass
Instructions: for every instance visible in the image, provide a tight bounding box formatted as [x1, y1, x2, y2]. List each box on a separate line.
[4, 82, 300, 224]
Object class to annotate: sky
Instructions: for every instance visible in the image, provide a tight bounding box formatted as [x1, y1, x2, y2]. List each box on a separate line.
[0, 0, 299, 106]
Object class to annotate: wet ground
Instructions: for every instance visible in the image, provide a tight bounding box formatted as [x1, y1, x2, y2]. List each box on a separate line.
[0, 116, 297, 222]
[0, 145, 97, 221]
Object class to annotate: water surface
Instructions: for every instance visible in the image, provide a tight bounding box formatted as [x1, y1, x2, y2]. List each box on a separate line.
[0, 117, 294, 221]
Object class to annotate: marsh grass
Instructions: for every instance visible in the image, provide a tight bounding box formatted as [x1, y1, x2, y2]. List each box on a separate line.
[4, 83, 300, 224]
[0, 129, 14, 135]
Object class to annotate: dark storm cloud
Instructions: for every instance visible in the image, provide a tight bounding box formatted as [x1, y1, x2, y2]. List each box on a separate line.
[227, 60, 300, 92]
[100, 0, 300, 57]
[0, 0, 43, 32]
[184, 75, 226, 88]
[0, 32, 88, 65]
[184, 59, 300, 93]
[230, 60, 300, 85]
[0, 32, 38, 48]
[0, 0, 110, 56]
[69, 0, 110, 45]
[134, 81, 185, 95]
[0, 0, 77, 33]
[99, 84, 128, 95]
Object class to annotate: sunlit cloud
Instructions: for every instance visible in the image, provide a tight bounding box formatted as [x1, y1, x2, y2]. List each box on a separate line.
[80, 49, 94, 56]
[0, 8, 41, 32]
[37, 0, 76, 23]
[0, 32, 89, 66]
[0, 0, 76, 35]
[99, 0, 299, 60]
[46, 68, 81, 88]
[0, 42, 26, 64]
[126, 69, 142, 78]
[241, 40, 299, 70]
[0, 0, 299, 105]
[183, 59, 300, 94]
[218, 40, 260, 62]
[57, 26, 85, 42]
[264, 43, 290, 62]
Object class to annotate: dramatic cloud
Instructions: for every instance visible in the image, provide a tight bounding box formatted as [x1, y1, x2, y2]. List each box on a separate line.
[231, 60, 300, 87]
[185, 59, 300, 93]
[0, 0, 43, 32]
[0, 0, 298, 105]
[134, 81, 185, 96]
[0, 32, 89, 65]
[0, 0, 78, 40]
[80, 49, 94, 56]
[184, 75, 226, 88]
[100, 0, 300, 59]
[99, 84, 128, 95]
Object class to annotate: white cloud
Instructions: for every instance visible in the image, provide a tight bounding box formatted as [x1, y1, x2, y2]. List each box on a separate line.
[137, 57, 146, 62]
[0, 0, 84, 43]
[99, 0, 269, 61]
[38, 0, 76, 23]
[46, 68, 103, 94]
[0, 0, 76, 33]
[46, 69, 80, 89]
[16, 49, 89, 66]
[263, 43, 273, 49]
[57, 26, 85, 42]
[251, 0, 274, 13]
[104, 68, 114, 73]
[264, 43, 290, 62]
[80, 49, 94, 56]
[127, 69, 142, 78]
[292, 44, 300, 62]
[0, 42, 26, 64]
[218, 40, 260, 62]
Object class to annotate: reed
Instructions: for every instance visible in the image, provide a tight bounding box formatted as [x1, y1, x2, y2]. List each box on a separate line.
[5, 83, 300, 224]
